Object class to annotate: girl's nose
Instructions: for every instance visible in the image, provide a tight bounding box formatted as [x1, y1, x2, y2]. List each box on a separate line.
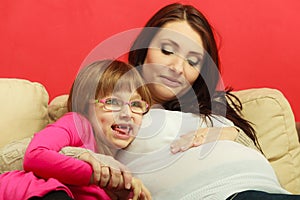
[118, 104, 132, 120]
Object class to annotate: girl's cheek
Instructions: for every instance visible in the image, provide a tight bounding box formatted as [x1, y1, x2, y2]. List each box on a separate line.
[136, 115, 143, 126]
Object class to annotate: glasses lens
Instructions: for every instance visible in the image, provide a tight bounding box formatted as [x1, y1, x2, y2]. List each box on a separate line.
[100, 98, 148, 114]
[104, 98, 122, 111]
[130, 100, 148, 114]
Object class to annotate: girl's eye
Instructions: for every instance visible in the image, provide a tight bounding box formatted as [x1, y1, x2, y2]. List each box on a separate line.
[161, 44, 175, 55]
[131, 100, 142, 108]
[186, 56, 201, 68]
[106, 98, 121, 106]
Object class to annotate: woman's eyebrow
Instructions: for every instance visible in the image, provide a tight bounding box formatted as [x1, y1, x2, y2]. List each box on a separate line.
[188, 51, 204, 58]
[160, 38, 180, 48]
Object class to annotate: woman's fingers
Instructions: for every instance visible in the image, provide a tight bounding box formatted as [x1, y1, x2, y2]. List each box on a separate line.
[78, 152, 102, 184]
[107, 167, 122, 189]
[170, 130, 196, 153]
[77, 152, 114, 187]
[121, 167, 132, 190]
[192, 128, 207, 145]
[104, 157, 132, 190]
[99, 165, 110, 187]
[170, 128, 208, 153]
[170, 127, 240, 153]
[78, 151, 134, 191]
[98, 156, 132, 190]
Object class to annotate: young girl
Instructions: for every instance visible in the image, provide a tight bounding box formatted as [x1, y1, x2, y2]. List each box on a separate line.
[0, 60, 152, 200]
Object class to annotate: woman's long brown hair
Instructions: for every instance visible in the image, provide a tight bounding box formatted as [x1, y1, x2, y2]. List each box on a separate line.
[128, 3, 261, 149]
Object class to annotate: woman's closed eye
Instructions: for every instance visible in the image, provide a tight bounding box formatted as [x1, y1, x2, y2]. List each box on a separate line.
[161, 43, 175, 55]
[186, 55, 201, 68]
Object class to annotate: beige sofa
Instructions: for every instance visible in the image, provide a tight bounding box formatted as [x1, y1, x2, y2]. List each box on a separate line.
[1, 78, 300, 194]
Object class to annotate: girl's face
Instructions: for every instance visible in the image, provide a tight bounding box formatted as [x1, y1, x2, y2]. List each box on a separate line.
[142, 21, 204, 104]
[91, 90, 145, 149]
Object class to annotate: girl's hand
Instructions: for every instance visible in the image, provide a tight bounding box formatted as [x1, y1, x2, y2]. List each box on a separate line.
[170, 127, 239, 153]
[105, 177, 152, 200]
[78, 151, 132, 190]
[130, 177, 151, 200]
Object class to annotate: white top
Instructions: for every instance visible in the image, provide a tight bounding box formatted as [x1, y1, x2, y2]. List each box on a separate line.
[117, 109, 289, 199]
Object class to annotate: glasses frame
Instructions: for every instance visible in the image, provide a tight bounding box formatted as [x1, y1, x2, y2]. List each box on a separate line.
[95, 97, 149, 114]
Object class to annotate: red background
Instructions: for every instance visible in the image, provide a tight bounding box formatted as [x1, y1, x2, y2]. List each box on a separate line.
[1, 0, 299, 120]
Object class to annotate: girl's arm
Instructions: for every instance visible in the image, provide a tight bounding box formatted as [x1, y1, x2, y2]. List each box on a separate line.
[0, 131, 133, 192]
[24, 112, 141, 197]
[23, 113, 94, 186]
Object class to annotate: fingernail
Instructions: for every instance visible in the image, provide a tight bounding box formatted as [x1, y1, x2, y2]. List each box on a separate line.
[171, 148, 178, 153]
[126, 183, 131, 189]
[181, 147, 188, 151]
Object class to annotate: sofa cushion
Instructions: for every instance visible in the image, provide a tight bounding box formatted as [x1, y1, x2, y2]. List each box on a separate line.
[0, 78, 49, 148]
[0, 137, 32, 173]
[48, 94, 69, 124]
[233, 88, 300, 194]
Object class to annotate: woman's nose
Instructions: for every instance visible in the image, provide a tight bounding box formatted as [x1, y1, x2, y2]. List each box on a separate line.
[169, 54, 185, 74]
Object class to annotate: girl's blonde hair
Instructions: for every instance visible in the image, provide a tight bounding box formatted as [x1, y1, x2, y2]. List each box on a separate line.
[67, 59, 152, 118]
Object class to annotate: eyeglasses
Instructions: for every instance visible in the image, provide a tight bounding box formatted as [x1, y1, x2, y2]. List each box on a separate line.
[95, 98, 149, 114]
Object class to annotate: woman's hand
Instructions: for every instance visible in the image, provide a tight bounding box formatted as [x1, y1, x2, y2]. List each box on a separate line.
[78, 151, 132, 190]
[170, 127, 239, 153]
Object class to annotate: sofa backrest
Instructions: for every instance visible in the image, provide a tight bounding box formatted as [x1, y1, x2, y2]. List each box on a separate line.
[0, 78, 49, 148]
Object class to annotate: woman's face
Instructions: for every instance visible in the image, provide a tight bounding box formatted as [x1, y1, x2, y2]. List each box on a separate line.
[142, 21, 204, 104]
[91, 90, 144, 149]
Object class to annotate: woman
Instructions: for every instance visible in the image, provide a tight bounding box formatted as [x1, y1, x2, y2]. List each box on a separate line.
[115, 3, 300, 200]
[128, 3, 259, 152]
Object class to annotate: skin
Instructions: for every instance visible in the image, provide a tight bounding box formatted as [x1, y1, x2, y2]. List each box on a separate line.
[82, 90, 151, 200]
[141, 21, 239, 152]
[143, 21, 204, 104]
[91, 91, 143, 150]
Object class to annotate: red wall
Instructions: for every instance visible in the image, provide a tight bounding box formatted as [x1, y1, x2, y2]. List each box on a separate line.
[1, 0, 299, 120]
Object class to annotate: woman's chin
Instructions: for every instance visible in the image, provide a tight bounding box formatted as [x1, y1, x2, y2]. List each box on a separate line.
[151, 87, 177, 102]
[150, 84, 190, 103]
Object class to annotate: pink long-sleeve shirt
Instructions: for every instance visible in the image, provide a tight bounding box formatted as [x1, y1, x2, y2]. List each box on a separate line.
[1, 112, 110, 200]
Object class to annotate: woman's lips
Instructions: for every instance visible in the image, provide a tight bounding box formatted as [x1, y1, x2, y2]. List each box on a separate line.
[160, 75, 182, 87]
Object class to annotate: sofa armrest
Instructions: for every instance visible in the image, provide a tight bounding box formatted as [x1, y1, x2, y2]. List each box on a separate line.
[297, 122, 300, 142]
[0, 78, 49, 148]
[233, 88, 300, 194]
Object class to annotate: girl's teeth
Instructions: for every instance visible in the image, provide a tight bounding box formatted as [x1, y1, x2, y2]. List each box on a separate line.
[112, 125, 130, 130]
[120, 125, 129, 130]
[111, 125, 132, 134]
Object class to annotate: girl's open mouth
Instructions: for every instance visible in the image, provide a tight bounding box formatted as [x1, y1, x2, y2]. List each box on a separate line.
[111, 124, 133, 139]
